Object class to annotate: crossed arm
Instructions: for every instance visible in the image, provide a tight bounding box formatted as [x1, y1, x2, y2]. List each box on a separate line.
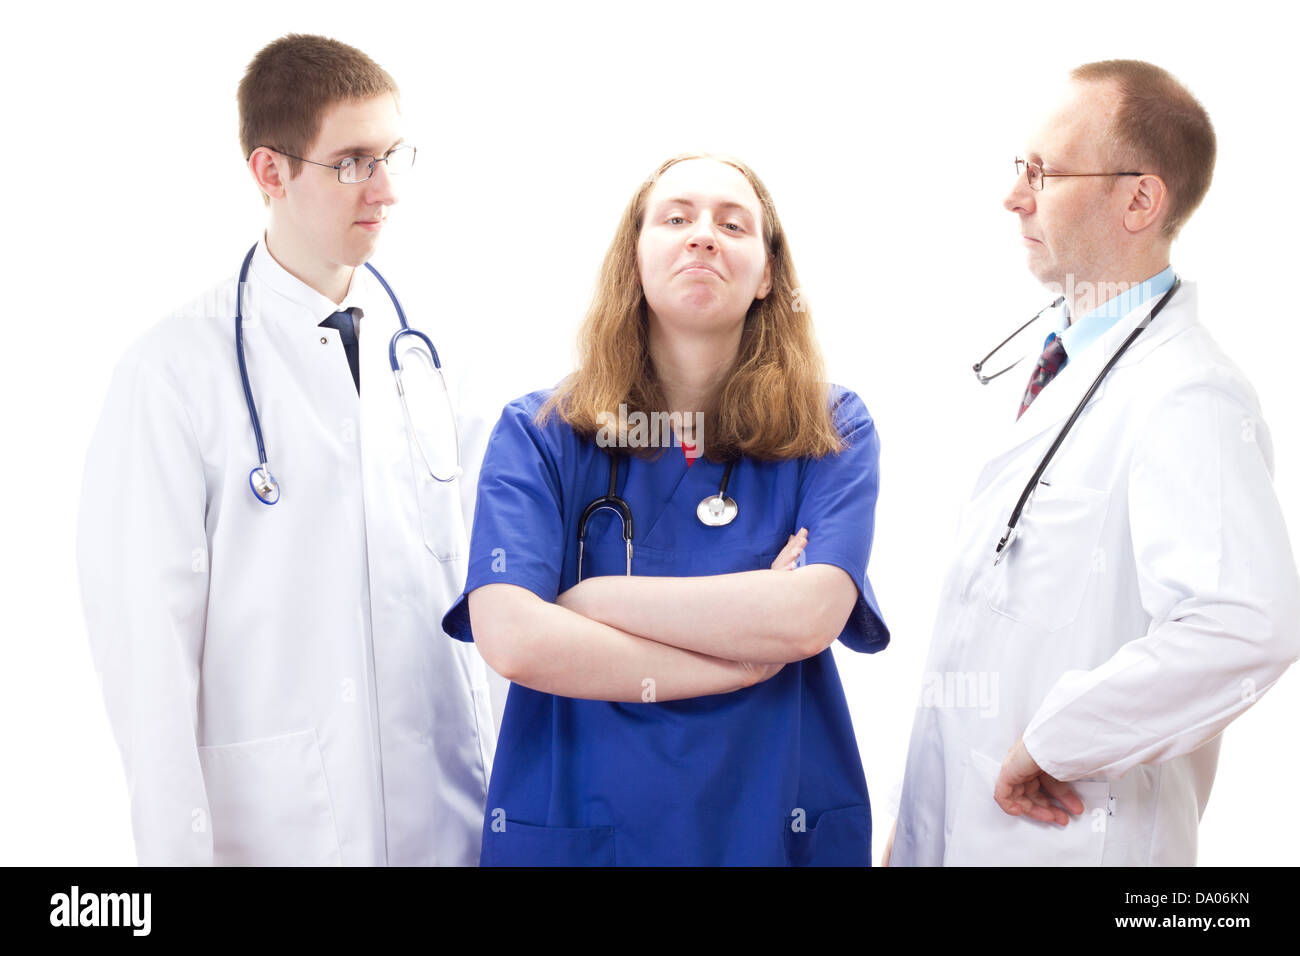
[469, 529, 862, 702]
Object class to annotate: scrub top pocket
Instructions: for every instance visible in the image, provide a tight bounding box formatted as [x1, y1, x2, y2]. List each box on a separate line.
[480, 819, 617, 867]
[784, 804, 872, 867]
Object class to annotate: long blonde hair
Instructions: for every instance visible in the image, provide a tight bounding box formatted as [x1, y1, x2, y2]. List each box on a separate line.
[538, 153, 842, 462]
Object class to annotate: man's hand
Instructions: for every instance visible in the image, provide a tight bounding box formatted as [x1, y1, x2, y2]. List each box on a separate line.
[993, 737, 1084, 826]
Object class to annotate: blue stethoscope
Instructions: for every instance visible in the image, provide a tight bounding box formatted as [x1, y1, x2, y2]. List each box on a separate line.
[235, 243, 462, 505]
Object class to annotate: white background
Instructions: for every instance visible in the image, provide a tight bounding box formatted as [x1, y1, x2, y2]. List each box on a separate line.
[3, 0, 1297, 866]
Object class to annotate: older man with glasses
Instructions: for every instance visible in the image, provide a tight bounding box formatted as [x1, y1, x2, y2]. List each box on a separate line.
[888, 60, 1300, 867]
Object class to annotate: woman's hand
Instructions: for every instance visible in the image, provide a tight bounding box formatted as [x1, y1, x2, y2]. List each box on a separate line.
[770, 528, 809, 570]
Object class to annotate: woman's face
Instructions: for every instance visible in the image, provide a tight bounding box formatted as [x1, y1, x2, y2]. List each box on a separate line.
[636, 158, 772, 336]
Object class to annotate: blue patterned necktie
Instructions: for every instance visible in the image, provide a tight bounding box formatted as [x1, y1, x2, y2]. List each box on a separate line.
[1017, 333, 1067, 419]
[319, 308, 360, 394]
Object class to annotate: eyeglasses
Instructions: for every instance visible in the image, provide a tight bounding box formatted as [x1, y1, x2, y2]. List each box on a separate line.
[254, 144, 417, 184]
[1014, 157, 1143, 191]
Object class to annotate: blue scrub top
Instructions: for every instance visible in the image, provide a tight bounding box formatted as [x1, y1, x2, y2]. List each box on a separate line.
[443, 384, 889, 866]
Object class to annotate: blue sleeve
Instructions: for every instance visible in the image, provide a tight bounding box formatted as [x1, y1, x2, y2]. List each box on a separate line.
[442, 396, 566, 643]
[795, 387, 889, 654]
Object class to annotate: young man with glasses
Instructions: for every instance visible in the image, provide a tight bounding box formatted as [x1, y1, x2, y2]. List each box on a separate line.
[889, 60, 1299, 866]
[76, 34, 497, 866]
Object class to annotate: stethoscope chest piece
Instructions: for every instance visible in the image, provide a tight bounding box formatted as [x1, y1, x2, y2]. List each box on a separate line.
[696, 458, 739, 527]
[697, 493, 738, 527]
[250, 466, 280, 506]
[992, 526, 1018, 565]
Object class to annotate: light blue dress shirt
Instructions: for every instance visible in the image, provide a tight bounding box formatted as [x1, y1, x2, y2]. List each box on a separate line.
[1052, 266, 1176, 366]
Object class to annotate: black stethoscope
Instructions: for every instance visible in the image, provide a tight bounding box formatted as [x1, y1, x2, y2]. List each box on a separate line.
[975, 277, 1182, 564]
[235, 243, 462, 505]
[576, 452, 738, 582]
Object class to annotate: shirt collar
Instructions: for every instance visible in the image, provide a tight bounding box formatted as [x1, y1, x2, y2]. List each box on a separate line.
[1053, 265, 1175, 358]
[249, 233, 370, 324]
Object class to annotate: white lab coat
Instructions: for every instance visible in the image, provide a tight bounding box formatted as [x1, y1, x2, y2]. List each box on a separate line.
[892, 281, 1300, 866]
[76, 238, 498, 865]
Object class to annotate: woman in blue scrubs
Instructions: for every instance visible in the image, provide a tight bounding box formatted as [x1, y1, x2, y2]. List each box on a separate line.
[442, 154, 888, 866]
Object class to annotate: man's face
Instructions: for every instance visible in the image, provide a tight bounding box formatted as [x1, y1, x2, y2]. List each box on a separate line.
[279, 93, 402, 271]
[636, 158, 772, 335]
[1004, 80, 1130, 289]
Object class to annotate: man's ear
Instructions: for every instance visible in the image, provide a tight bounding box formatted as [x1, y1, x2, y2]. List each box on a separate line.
[1123, 173, 1167, 235]
[249, 147, 288, 201]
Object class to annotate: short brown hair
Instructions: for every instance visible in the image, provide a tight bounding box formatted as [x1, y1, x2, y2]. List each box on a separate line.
[538, 153, 843, 463]
[1071, 59, 1215, 239]
[238, 34, 398, 186]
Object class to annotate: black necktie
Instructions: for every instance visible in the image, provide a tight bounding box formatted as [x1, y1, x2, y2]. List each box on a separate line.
[319, 309, 360, 394]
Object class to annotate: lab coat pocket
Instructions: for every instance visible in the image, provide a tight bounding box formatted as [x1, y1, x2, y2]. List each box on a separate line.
[943, 749, 1108, 866]
[480, 820, 617, 867]
[198, 728, 342, 866]
[398, 351, 467, 562]
[410, 464, 468, 562]
[785, 804, 872, 867]
[985, 483, 1109, 631]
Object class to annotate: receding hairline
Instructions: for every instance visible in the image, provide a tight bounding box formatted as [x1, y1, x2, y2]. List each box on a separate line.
[1063, 59, 1217, 237]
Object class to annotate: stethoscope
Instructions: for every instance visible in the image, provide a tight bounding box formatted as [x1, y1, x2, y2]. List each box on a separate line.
[576, 452, 738, 582]
[235, 243, 462, 505]
[975, 277, 1182, 564]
